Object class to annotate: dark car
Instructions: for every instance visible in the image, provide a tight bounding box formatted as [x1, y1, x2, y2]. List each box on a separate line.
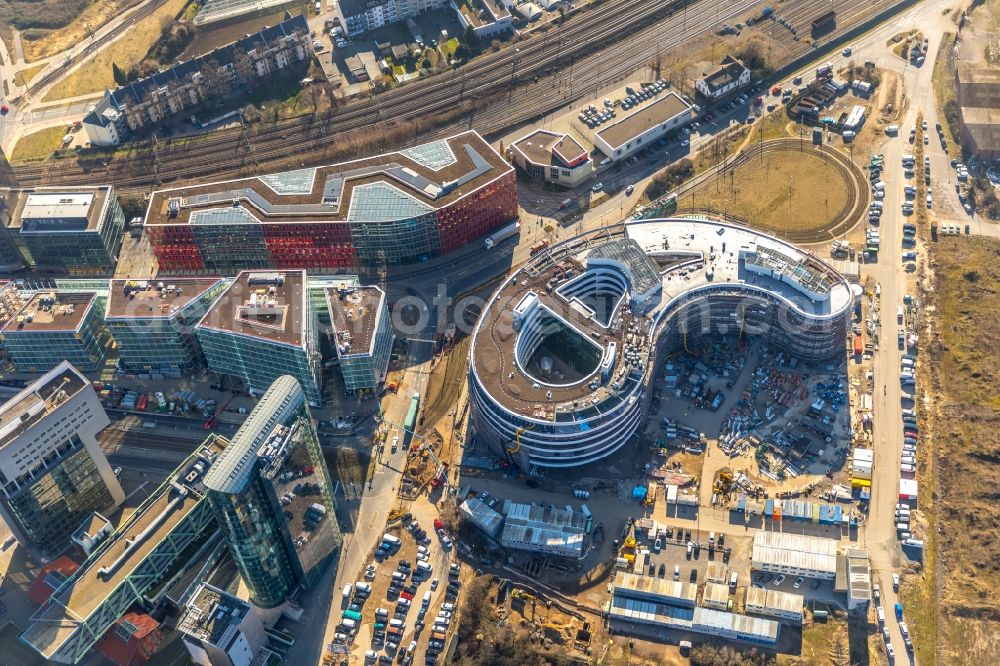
[658, 563, 666, 577]
[399, 560, 411, 570]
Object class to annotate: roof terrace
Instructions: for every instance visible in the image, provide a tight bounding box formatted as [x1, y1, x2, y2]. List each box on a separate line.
[1, 291, 96, 333]
[145, 131, 511, 227]
[326, 285, 384, 356]
[198, 271, 305, 347]
[106, 278, 223, 320]
[0, 361, 87, 449]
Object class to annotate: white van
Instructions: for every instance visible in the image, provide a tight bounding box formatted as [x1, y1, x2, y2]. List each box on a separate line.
[389, 618, 405, 629]
[729, 572, 738, 590]
[901, 358, 915, 369]
[355, 582, 372, 594]
[673, 565, 680, 580]
[877, 607, 886, 624]
[341, 618, 357, 630]
[422, 590, 432, 606]
[383, 533, 401, 546]
[901, 408, 916, 417]
[342, 583, 352, 600]
[886, 125, 899, 135]
[416, 561, 432, 574]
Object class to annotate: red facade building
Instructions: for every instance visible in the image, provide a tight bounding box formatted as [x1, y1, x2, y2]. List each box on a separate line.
[144, 131, 518, 274]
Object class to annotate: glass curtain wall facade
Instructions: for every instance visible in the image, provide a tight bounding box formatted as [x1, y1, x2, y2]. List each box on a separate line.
[146, 172, 519, 274]
[205, 377, 341, 608]
[16, 196, 125, 275]
[1, 298, 108, 372]
[3, 438, 116, 557]
[196, 328, 322, 406]
[107, 282, 227, 371]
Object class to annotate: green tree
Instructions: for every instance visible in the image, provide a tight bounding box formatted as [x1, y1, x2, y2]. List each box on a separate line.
[112, 62, 128, 86]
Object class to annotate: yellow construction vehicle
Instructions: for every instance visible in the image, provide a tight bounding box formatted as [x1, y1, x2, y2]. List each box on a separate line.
[511, 589, 536, 602]
[508, 425, 534, 455]
[713, 468, 734, 496]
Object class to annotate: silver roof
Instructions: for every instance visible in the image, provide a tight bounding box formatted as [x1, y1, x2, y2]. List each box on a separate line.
[203, 375, 303, 493]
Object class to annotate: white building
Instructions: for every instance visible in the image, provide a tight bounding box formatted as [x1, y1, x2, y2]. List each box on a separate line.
[834, 548, 872, 610]
[851, 446, 873, 484]
[499, 501, 587, 557]
[510, 130, 593, 188]
[335, 0, 447, 36]
[695, 55, 751, 101]
[744, 587, 805, 624]
[613, 572, 697, 608]
[751, 531, 839, 580]
[701, 582, 731, 610]
[594, 92, 693, 161]
[0, 361, 124, 558]
[179, 583, 270, 666]
[843, 105, 866, 131]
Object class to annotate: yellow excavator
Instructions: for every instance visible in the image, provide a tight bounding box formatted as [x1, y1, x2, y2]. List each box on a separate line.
[511, 589, 536, 602]
[713, 467, 734, 498]
[507, 424, 535, 455]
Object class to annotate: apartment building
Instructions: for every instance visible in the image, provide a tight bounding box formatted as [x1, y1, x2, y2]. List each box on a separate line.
[83, 15, 313, 146]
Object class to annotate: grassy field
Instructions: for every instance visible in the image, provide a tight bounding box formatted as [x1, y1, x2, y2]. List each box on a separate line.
[43, 0, 190, 101]
[13, 63, 44, 87]
[10, 125, 67, 161]
[20, 0, 144, 63]
[784, 614, 871, 666]
[683, 146, 851, 236]
[919, 235, 1000, 664]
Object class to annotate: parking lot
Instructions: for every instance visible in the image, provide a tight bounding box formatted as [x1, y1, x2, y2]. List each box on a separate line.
[335, 514, 464, 665]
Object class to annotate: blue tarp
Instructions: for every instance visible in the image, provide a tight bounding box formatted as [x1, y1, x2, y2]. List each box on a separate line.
[632, 486, 647, 499]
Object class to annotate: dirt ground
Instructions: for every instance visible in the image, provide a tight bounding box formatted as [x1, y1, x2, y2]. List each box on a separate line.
[20, 0, 147, 63]
[912, 235, 1000, 664]
[684, 145, 851, 237]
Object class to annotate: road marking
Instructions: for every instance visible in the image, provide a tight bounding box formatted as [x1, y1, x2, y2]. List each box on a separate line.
[368, 512, 378, 529]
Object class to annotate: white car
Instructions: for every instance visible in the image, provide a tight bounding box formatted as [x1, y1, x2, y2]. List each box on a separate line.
[773, 574, 786, 586]
[417, 546, 429, 556]
[431, 577, 439, 590]
[892, 573, 900, 589]
[681, 139, 690, 148]
[591, 182, 603, 193]
[793, 576, 804, 589]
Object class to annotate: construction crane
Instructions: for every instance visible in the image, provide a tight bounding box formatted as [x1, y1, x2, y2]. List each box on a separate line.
[203, 394, 237, 429]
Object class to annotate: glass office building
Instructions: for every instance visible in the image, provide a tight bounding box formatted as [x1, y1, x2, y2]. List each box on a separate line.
[6, 442, 117, 558]
[0, 362, 124, 559]
[0, 291, 108, 373]
[196, 271, 322, 406]
[106, 278, 227, 371]
[143, 131, 518, 274]
[204, 375, 341, 609]
[325, 285, 393, 394]
[6, 186, 125, 275]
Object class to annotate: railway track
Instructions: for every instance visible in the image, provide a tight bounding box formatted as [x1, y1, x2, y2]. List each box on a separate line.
[14, 0, 829, 189]
[17, 0, 170, 102]
[14, 0, 713, 186]
[680, 137, 869, 243]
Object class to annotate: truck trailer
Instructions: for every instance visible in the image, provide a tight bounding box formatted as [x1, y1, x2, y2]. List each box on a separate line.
[483, 221, 521, 249]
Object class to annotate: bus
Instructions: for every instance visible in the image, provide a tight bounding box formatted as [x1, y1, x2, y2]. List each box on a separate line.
[403, 393, 420, 432]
